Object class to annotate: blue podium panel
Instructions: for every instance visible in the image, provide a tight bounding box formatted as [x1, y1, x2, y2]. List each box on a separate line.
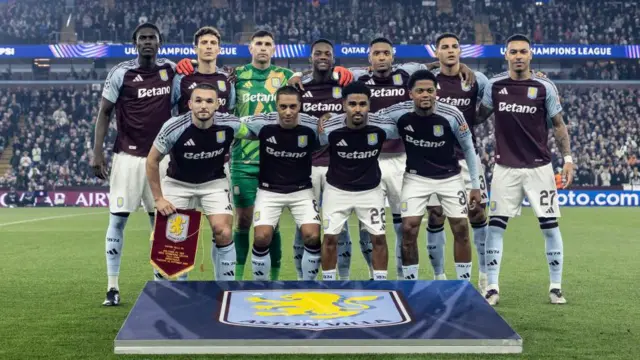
[114, 281, 522, 354]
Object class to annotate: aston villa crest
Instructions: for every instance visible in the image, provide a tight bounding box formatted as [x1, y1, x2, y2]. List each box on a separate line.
[217, 80, 227, 92]
[159, 69, 169, 81]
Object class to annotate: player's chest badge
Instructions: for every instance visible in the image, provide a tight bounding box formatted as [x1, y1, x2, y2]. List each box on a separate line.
[461, 81, 472, 92]
[298, 135, 308, 148]
[217, 80, 227, 92]
[433, 125, 444, 137]
[367, 133, 378, 145]
[527, 87, 538, 99]
[159, 69, 169, 81]
[332, 87, 342, 99]
[271, 77, 281, 88]
[392, 74, 403, 86]
[216, 130, 226, 143]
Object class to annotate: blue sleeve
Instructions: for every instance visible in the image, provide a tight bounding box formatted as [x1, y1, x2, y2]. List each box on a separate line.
[475, 71, 489, 103]
[319, 114, 345, 146]
[213, 112, 243, 136]
[447, 109, 480, 189]
[348, 67, 368, 80]
[480, 79, 494, 111]
[369, 114, 400, 140]
[154, 116, 190, 155]
[375, 101, 413, 124]
[241, 113, 277, 136]
[228, 82, 236, 111]
[298, 113, 319, 137]
[102, 66, 126, 103]
[543, 80, 563, 118]
[171, 74, 183, 107]
[397, 62, 428, 75]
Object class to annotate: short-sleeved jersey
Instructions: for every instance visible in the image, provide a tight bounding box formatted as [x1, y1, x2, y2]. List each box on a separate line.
[433, 69, 488, 159]
[351, 62, 426, 154]
[102, 58, 176, 157]
[300, 75, 344, 167]
[377, 101, 477, 182]
[231, 64, 294, 167]
[481, 73, 563, 168]
[153, 112, 244, 184]
[172, 68, 235, 114]
[320, 114, 398, 192]
[242, 112, 319, 193]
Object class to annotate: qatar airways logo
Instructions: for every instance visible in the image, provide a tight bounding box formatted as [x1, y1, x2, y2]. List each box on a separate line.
[339, 46, 397, 55]
[184, 148, 225, 159]
[303, 103, 342, 112]
[337, 149, 379, 159]
[437, 96, 471, 107]
[371, 88, 405, 98]
[138, 86, 171, 98]
[498, 102, 537, 114]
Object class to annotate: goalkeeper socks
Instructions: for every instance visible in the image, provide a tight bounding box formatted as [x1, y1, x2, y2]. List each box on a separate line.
[540, 218, 563, 288]
[455, 262, 472, 281]
[233, 228, 250, 280]
[302, 244, 321, 280]
[358, 223, 374, 277]
[486, 216, 508, 288]
[337, 227, 352, 280]
[393, 214, 403, 279]
[471, 220, 488, 274]
[251, 244, 270, 281]
[270, 227, 282, 280]
[106, 213, 128, 290]
[426, 224, 446, 276]
[293, 227, 304, 280]
[216, 242, 237, 281]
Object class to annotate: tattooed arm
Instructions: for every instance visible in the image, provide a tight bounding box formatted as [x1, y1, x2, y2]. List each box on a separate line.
[551, 113, 574, 188]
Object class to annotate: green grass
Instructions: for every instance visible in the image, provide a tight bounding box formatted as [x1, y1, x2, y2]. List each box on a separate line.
[1, 207, 639, 360]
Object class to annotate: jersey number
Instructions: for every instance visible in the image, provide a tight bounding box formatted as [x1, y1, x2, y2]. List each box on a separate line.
[457, 190, 468, 206]
[370, 208, 386, 225]
[540, 190, 557, 207]
[312, 199, 319, 214]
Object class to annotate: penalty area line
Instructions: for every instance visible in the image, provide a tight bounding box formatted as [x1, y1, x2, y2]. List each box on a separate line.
[0, 211, 106, 228]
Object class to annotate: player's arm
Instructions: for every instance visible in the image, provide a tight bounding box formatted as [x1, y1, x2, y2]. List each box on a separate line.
[545, 82, 574, 188]
[374, 101, 413, 124]
[146, 120, 180, 215]
[92, 66, 125, 180]
[449, 110, 481, 189]
[318, 115, 344, 146]
[476, 80, 495, 125]
[475, 71, 489, 103]
[171, 74, 183, 108]
[238, 113, 274, 139]
[228, 82, 237, 111]
[423, 61, 476, 85]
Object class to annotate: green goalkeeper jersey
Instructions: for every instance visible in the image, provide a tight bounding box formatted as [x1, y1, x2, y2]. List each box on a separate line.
[232, 64, 294, 167]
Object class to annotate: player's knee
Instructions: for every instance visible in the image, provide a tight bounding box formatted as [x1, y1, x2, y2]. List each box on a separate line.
[370, 234, 387, 248]
[235, 209, 253, 230]
[301, 227, 321, 247]
[449, 218, 470, 243]
[468, 205, 486, 223]
[488, 216, 509, 230]
[427, 207, 445, 226]
[253, 228, 273, 247]
[214, 226, 233, 245]
[538, 217, 558, 229]
[323, 234, 338, 247]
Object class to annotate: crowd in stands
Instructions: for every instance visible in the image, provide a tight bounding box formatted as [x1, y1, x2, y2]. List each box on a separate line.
[1, 82, 638, 190]
[1, 0, 639, 45]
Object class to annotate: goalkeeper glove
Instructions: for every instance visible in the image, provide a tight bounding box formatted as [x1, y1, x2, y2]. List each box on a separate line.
[332, 66, 353, 86]
[176, 58, 197, 75]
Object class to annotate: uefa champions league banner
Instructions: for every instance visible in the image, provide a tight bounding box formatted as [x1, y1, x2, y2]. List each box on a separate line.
[0, 44, 640, 59]
[0, 189, 638, 208]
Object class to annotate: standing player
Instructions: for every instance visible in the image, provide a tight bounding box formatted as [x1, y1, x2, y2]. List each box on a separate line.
[376, 70, 481, 281]
[320, 82, 400, 281]
[476, 34, 573, 305]
[289, 39, 353, 280]
[426, 33, 490, 290]
[147, 84, 242, 281]
[240, 86, 322, 281]
[92, 23, 176, 306]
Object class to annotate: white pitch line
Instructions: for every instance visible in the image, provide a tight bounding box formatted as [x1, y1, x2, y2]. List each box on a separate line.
[0, 211, 106, 228]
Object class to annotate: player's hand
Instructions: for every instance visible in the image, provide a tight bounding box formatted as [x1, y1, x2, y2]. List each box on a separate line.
[459, 64, 476, 87]
[90, 151, 108, 180]
[333, 66, 353, 87]
[534, 71, 547, 78]
[223, 66, 237, 84]
[468, 189, 482, 210]
[318, 113, 332, 134]
[155, 198, 177, 216]
[177, 58, 197, 75]
[561, 162, 574, 189]
[288, 73, 304, 91]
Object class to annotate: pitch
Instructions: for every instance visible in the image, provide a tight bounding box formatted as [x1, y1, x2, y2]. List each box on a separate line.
[1, 207, 639, 359]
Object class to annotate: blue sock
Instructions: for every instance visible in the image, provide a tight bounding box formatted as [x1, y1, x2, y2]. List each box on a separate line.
[540, 218, 563, 287]
[486, 216, 508, 288]
[293, 227, 304, 280]
[471, 219, 488, 274]
[337, 226, 352, 279]
[358, 222, 373, 276]
[393, 214, 403, 279]
[426, 224, 445, 276]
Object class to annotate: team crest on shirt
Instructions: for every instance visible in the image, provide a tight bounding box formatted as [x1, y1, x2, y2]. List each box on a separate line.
[527, 87, 538, 99]
[298, 135, 308, 148]
[159, 69, 169, 81]
[332, 87, 342, 99]
[461, 81, 472, 92]
[392, 74, 403, 86]
[271, 77, 281, 88]
[367, 133, 378, 145]
[217, 131, 226, 143]
[218, 80, 227, 92]
[433, 125, 444, 137]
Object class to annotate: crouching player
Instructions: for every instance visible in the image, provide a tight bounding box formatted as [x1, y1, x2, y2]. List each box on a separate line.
[146, 83, 245, 280]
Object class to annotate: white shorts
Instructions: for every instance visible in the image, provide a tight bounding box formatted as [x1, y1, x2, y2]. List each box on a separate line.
[489, 163, 560, 218]
[379, 154, 405, 214]
[311, 166, 328, 202]
[322, 183, 386, 236]
[427, 154, 487, 207]
[109, 152, 154, 213]
[162, 177, 233, 216]
[401, 173, 468, 219]
[254, 188, 320, 227]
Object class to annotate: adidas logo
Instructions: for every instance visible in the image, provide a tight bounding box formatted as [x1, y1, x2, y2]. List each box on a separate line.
[405, 274, 416, 279]
[487, 259, 498, 266]
[404, 125, 414, 132]
[133, 74, 143, 82]
[253, 271, 264, 276]
[302, 91, 313, 98]
[225, 204, 233, 211]
[549, 260, 560, 266]
[366, 79, 375, 85]
[498, 88, 508, 95]
[545, 207, 555, 214]
[266, 136, 277, 144]
[313, 214, 321, 221]
[184, 138, 195, 146]
[107, 249, 119, 255]
[339, 251, 351, 258]
[188, 82, 197, 90]
[460, 273, 470, 279]
[337, 139, 348, 146]
[222, 271, 235, 277]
